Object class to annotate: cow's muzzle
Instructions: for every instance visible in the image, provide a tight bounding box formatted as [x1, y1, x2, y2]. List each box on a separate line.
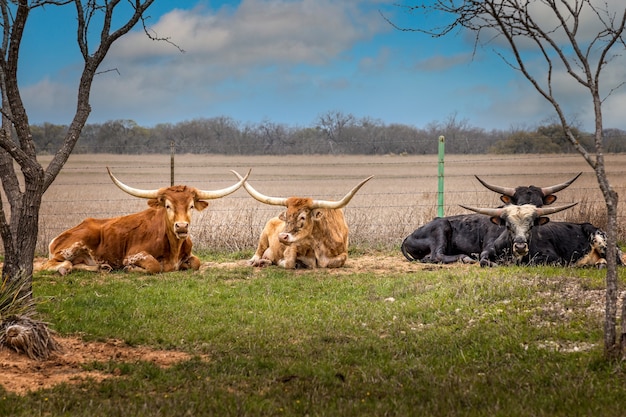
[175, 222, 189, 238]
[278, 232, 294, 245]
[513, 242, 528, 257]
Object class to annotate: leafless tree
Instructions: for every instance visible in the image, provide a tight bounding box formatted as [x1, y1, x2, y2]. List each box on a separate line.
[391, 0, 626, 358]
[0, 1, 160, 291]
[316, 110, 356, 154]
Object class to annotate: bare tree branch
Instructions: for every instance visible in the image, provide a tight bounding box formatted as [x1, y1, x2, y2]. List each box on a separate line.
[391, 0, 626, 358]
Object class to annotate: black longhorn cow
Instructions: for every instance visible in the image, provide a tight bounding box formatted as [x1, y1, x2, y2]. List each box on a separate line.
[402, 203, 576, 267]
[460, 203, 577, 264]
[401, 174, 581, 266]
[474, 172, 581, 206]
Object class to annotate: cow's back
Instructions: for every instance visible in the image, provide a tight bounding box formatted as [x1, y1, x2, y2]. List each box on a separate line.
[49, 217, 108, 254]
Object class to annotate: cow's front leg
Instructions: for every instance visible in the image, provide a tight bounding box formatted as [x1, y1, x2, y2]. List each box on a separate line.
[316, 252, 347, 268]
[278, 246, 299, 269]
[249, 248, 274, 267]
[180, 254, 202, 271]
[124, 252, 162, 274]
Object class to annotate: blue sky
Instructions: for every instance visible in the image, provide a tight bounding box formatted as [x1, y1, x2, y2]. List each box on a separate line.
[17, 0, 626, 131]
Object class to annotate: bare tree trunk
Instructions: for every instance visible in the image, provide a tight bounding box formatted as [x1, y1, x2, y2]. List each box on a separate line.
[0, 1, 158, 292]
[392, 0, 626, 359]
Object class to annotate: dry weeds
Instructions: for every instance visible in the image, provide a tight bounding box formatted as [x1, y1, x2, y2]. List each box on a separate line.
[31, 153, 626, 254]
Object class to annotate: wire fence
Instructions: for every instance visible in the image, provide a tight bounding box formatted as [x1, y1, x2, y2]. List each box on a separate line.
[32, 152, 626, 256]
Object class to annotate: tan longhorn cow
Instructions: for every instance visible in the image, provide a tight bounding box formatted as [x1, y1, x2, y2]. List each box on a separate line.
[232, 171, 373, 269]
[38, 168, 249, 275]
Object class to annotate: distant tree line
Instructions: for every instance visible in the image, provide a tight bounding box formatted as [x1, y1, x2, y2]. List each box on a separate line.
[31, 111, 626, 155]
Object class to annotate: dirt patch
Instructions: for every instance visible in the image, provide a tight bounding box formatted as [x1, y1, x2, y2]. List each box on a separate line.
[0, 336, 195, 395]
[202, 253, 469, 275]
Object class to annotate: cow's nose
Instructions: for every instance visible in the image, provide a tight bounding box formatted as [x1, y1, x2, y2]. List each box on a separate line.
[175, 222, 189, 232]
[514, 242, 528, 254]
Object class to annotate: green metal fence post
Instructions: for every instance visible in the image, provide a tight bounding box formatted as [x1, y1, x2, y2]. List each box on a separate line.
[438, 135, 445, 217]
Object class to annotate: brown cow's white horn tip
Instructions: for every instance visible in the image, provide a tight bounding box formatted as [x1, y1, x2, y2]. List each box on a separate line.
[195, 169, 252, 200]
[231, 169, 251, 181]
[310, 175, 374, 210]
[107, 167, 160, 199]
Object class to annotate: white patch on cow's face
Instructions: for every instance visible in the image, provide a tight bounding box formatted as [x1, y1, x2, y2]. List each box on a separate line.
[164, 197, 194, 239]
[499, 205, 545, 259]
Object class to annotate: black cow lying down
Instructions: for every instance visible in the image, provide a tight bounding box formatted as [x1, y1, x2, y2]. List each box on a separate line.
[523, 222, 625, 268]
[400, 214, 507, 267]
[401, 174, 583, 267]
[402, 204, 577, 267]
[402, 216, 624, 268]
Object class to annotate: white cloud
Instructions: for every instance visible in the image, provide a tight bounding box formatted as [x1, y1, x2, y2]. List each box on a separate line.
[22, 79, 76, 124]
[414, 53, 473, 72]
[79, 0, 393, 123]
[109, 0, 387, 67]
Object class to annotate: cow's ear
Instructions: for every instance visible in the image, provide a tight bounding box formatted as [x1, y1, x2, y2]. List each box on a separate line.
[543, 195, 557, 205]
[312, 209, 324, 221]
[195, 200, 209, 211]
[536, 217, 550, 226]
[279, 211, 287, 221]
[490, 216, 502, 226]
[500, 195, 512, 204]
[147, 198, 160, 208]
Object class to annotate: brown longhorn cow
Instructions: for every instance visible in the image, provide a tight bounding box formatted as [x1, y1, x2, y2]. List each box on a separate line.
[232, 171, 373, 269]
[38, 168, 249, 275]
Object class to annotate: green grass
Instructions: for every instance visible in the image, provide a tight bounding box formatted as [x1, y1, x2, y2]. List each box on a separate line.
[3, 254, 626, 416]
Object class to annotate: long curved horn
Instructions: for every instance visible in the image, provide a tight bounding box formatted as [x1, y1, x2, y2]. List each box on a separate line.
[107, 167, 160, 199]
[459, 205, 503, 217]
[474, 175, 515, 197]
[231, 170, 289, 206]
[310, 176, 374, 209]
[460, 202, 578, 217]
[475, 172, 582, 197]
[231, 171, 374, 209]
[108, 167, 251, 200]
[196, 169, 251, 200]
[540, 172, 582, 196]
[536, 202, 578, 216]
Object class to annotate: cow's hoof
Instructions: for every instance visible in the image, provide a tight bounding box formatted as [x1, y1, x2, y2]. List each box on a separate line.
[460, 256, 477, 264]
[250, 259, 272, 267]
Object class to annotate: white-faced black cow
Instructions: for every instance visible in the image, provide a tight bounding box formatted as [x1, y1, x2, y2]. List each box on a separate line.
[401, 174, 581, 266]
[459, 203, 577, 263]
[402, 203, 576, 267]
[476, 172, 625, 267]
